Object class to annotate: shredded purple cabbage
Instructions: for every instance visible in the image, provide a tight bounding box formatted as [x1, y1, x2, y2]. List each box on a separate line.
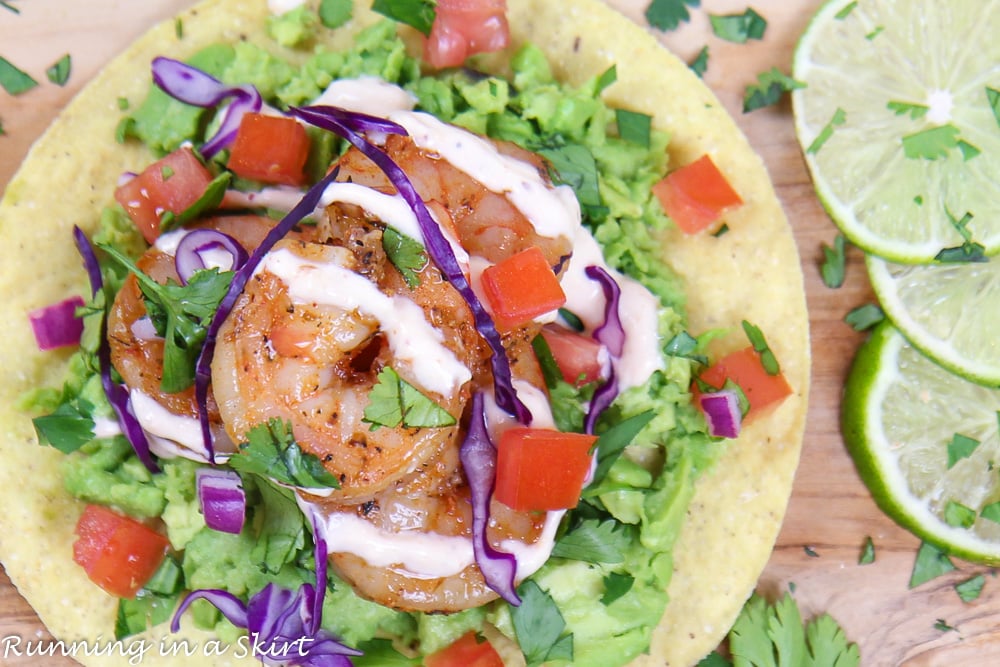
[194, 167, 343, 461]
[28, 296, 85, 351]
[459, 392, 521, 605]
[583, 266, 626, 434]
[288, 105, 531, 424]
[172, 516, 360, 666]
[151, 57, 262, 159]
[73, 226, 159, 473]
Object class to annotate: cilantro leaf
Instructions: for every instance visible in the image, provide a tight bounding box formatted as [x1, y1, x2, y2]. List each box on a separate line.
[902, 124, 961, 160]
[947, 433, 980, 469]
[1, 1, 19, 13]
[935, 210, 986, 263]
[988, 87, 1000, 130]
[981, 501, 1000, 524]
[97, 243, 233, 393]
[537, 142, 605, 219]
[0, 56, 38, 95]
[909, 541, 957, 588]
[664, 330, 708, 365]
[887, 100, 929, 120]
[371, 0, 436, 36]
[709, 8, 767, 44]
[45, 54, 71, 86]
[807, 107, 847, 155]
[835, 1, 858, 19]
[645, 0, 700, 31]
[228, 418, 340, 488]
[742, 320, 780, 375]
[595, 64, 618, 94]
[615, 108, 652, 148]
[820, 233, 847, 288]
[601, 572, 634, 606]
[689, 46, 709, 78]
[935, 618, 956, 632]
[697, 654, 732, 667]
[250, 480, 308, 572]
[743, 67, 805, 112]
[729, 593, 860, 667]
[32, 398, 96, 454]
[955, 575, 986, 603]
[362, 367, 456, 431]
[318, 0, 353, 29]
[958, 140, 981, 161]
[510, 580, 574, 667]
[944, 500, 976, 528]
[382, 226, 427, 288]
[859, 536, 876, 565]
[844, 303, 884, 331]
[551, 519, 631, 563]
[588, 410, 656, 487]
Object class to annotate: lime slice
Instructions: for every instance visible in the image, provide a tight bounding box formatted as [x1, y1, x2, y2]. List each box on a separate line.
[867, 255, 1000, 386]
[843, 322, 1000, 564]
[792, 0, 1000, 263]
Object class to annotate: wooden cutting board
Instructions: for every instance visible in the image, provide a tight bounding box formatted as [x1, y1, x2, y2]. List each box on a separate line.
[1, 1, 998, 665]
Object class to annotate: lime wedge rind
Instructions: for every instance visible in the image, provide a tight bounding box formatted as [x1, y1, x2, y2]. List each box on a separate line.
[792, 0, 1000, 264]
[867, 255, 1000, 387]
[843, 323, 1000, 565]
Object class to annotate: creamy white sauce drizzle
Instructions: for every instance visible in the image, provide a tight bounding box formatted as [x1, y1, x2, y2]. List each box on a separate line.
[129, 389, 228, 463]
[301, 496, 564, 581]
[267, 0, 306, 15]
[313, 76, 418, 117]
[256, 247, 471, 398]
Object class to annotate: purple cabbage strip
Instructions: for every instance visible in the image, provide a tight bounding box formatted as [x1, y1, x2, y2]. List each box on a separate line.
[459, 392, 521, 605]
[171, 515, 360, 666]
[583, 265, 626, 435]
[73, 226, 159, 473]
[288, 104, 531, 425]
[151, 57, 262, 159]
[193, 167, 343, 462]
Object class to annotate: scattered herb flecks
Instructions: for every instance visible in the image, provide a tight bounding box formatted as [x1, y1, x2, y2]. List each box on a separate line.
[709, 8, 766, 44]
[645, 0, 701, 32]
[955, 575, 985, 603]
[858, 536, 875, 565]
[689, 46, 709, 78]
[743, 67, 805, 113]
[807, 107, 846, 154]
[820, 233, 847, 288]
[909, 541, 956, 589]
[0, 56, 38, 95]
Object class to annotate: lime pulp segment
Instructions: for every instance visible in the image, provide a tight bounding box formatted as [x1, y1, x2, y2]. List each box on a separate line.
[867, 254, 1000, 387]
[843, 323, 1000, 564]
[792, 0, 1000, 263]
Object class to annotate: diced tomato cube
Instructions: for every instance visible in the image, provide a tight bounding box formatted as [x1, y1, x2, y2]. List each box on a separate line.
[481, 246, 566, 330]
[423, 0, 510, 69]
[114, 147, 214, 243]
[424, 631, 504, 667]
[652, 154, 743, 234]
[698, 346, 792, 415]
[72, 504, 170, 599]
[495, 428, 597, 511]
[540, 325, 607, 386]
[227, 112, 310, 186]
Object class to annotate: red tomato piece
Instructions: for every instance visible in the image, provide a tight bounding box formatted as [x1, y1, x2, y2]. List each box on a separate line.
[540, 325, 607, 387]
[114, 147, 214, 244]
[227, 112, 310, 187]
[652, 154, 743, 234]
[481, 246, 566, 330]
[424, 0, 510, 69]
[495, 428, 597, 511]
[698, 346, 792, 415]
[72, 504, 170, 599]
[424, 631, 504, 667]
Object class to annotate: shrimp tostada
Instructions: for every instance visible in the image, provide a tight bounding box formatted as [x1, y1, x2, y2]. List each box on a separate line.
[0, 0, 809, 665]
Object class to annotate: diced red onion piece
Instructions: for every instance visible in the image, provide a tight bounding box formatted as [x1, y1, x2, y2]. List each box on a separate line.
[72, 226, 159, 473]
[174, 228, 248, 285]
[699, 390, 743, 439]
[28, 296, 85, 350]
[196, 468, 246, 534]
[151, 57, 262, 159]
[289, 104, 531, 424]
[460, 391, 520, 605]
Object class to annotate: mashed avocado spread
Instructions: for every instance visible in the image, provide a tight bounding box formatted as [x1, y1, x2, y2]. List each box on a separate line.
[26, 13, 720, 667]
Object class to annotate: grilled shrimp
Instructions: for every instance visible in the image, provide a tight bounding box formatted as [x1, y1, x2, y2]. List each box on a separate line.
[108, 215, 277, 451]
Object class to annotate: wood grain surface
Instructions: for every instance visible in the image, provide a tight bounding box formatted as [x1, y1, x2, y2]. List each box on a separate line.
[1, 1, 998, 666]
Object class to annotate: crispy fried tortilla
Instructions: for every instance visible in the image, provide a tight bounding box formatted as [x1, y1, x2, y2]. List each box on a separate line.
[0, 0, 809, 665]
